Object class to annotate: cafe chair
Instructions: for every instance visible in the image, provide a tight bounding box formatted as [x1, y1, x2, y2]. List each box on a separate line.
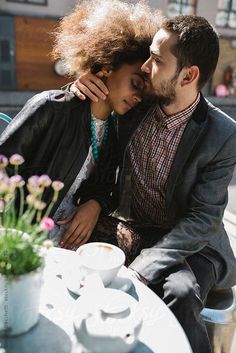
[0, 112, 12, 134]
[201, 286, 236, 353]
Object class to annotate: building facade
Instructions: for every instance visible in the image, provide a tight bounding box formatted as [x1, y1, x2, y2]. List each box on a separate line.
[0, 0, 77, 92]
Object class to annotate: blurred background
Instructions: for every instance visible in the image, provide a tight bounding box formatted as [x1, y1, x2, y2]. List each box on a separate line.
[0, 0, 236, 118]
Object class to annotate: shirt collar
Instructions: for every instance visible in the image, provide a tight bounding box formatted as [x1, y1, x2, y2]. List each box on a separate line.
[158, 93, 200, 130]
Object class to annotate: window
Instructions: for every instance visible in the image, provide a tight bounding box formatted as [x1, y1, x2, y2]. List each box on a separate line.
[6, 0, 47, 5]
[1, 40, 10, 62]
[168, 0, 197, 17]
[0, 16, 16, 90]
[216, 0, 236, 28]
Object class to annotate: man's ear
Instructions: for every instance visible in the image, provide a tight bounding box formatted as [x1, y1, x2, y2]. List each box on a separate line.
[181, 66, 199, 86]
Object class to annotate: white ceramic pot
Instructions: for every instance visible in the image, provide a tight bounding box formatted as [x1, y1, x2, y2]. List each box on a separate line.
[0, 266, 44, 336]
[74, 288, 143, 353]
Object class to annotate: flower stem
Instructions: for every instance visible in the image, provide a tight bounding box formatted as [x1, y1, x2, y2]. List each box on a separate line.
[36, 210, 42, 223]
[44, 190, 58, 218]
[19, 186, 24, 218]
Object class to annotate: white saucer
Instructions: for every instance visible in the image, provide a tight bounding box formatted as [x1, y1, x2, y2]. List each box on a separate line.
[63, 266, 133, 296]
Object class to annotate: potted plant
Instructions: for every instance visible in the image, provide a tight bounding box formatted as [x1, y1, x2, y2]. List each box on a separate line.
[0, 154, 64, 336]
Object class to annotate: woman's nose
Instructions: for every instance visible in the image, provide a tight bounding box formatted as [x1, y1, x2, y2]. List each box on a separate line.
[141, 57, 151, 74]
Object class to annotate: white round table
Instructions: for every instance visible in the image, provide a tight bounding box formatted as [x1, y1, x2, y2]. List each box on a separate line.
[0, 247, 192, 353]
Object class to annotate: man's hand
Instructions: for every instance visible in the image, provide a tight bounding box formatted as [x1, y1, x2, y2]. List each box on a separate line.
[58, 199, 102, 249]
[70, 71, 109, 102]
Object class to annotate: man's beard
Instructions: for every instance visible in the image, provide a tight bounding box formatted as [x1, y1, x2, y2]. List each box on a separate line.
[154, 72, 179, 107]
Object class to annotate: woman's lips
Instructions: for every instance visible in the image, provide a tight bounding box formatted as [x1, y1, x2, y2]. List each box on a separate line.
[124, 100, 134, 110]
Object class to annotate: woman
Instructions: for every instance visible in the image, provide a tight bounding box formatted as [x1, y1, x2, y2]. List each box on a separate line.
[0, 0, 160, 249]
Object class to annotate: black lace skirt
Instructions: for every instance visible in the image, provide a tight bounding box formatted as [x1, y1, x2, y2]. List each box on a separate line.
[89, 216, 168, 266]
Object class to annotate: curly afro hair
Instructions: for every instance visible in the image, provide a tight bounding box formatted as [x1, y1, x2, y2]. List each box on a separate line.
[52, 0, 162, 76]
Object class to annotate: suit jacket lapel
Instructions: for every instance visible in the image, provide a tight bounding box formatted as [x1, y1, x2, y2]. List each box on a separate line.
[166, 94, 209, 208]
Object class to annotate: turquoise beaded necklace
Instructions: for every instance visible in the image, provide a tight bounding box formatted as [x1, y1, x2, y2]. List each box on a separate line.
[90, 113, 109, 162]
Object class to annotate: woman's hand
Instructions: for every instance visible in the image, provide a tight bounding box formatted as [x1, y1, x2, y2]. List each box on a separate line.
[70, 71, 109, 102]
[58, 199, 102, 249]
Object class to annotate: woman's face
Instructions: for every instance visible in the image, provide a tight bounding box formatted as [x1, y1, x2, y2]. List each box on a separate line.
[106, 62, 147, 115]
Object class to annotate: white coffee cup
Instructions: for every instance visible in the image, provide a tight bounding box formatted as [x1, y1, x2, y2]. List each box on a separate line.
[76, 242, 125, 286]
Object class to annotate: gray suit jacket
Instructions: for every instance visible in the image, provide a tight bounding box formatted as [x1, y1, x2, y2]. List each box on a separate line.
[115, 94, 236, 288]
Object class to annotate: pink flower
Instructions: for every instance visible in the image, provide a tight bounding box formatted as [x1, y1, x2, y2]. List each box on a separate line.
[40, 217, 54, 232]
[9, 154, 24, 166]
[10, 175, 25, 188]
[38, 175, 52, 188]
[52, 181, 64, 191]
[26, 194, 35, 206]
[27, 176, 39, 186]
[0, 155, 8, 169]
[0, 178, 9, 193]
[33, 200, 46, 211]
[27, 176, 43, 195]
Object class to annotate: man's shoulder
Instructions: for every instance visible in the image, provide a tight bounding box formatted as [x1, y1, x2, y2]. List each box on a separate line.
[200, 98, 236, 140]
[205, 98, 236, 130]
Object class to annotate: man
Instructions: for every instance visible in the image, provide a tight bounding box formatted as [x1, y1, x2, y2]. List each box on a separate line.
[64, 15, 236, 353]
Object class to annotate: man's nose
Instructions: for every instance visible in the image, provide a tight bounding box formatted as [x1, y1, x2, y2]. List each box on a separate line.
[141, 57, 151, 73]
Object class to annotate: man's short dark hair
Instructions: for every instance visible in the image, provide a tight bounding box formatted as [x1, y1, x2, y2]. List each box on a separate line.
[162, 15, 219, 90]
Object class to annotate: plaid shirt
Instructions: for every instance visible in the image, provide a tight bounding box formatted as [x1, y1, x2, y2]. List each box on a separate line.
[128, 94, 200, 228]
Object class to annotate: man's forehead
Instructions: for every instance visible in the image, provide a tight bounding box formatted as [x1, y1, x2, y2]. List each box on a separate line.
[150, 29, 177, 56]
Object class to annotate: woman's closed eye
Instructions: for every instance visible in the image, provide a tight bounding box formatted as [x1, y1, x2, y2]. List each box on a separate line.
[131, 78, 144, 92]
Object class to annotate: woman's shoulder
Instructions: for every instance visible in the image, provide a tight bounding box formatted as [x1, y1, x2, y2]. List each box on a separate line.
[41, 89, 84, 106]
[27, 89, 86, 110]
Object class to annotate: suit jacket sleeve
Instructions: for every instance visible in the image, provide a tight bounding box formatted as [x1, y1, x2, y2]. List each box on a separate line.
[130, 131, 236, 283]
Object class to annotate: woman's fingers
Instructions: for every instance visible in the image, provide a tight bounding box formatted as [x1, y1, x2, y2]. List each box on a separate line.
[69, 229, 93, 249]
[61, 223, 85, 248]
[59, 201, 101, 249]
[57, 210, 76, 225]
[63, 227, 91, 249]
[78, 230, 93, 247]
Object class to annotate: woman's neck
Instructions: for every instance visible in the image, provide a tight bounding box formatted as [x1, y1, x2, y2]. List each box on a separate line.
[90, 100, 112, 120]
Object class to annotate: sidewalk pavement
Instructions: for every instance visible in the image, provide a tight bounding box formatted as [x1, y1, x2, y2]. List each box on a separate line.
[223, 207, 236, 353]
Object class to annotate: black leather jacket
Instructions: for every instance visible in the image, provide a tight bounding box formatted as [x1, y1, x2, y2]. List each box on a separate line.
[0, 90, 118, 216]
